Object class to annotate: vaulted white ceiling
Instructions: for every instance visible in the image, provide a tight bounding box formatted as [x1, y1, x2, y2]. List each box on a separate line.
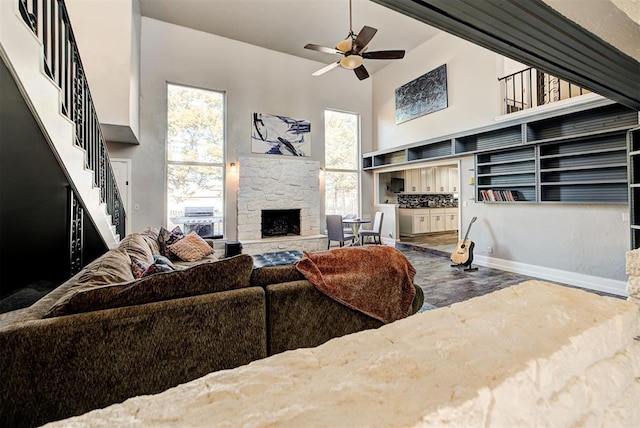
[138, 0, 441, 75]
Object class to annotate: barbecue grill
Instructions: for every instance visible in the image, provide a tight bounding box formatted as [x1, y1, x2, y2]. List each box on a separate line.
[170, 207, 222, 238]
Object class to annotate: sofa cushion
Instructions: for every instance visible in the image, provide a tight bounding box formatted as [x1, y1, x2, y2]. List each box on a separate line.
[139, 227, 162, 255]
[118, 233, 155, 265]
[76, 247, 135, 287]
[168, 232, 214, 262]
[43, 254, 255, 318]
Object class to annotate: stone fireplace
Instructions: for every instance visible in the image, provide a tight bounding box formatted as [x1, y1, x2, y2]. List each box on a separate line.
[237, 156, 325, 253]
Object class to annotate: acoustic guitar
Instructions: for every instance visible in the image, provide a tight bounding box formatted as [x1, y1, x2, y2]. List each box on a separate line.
[451, 216, 477, 267]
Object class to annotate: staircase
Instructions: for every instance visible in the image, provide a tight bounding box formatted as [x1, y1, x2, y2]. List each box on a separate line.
[0, 0, 125, 295]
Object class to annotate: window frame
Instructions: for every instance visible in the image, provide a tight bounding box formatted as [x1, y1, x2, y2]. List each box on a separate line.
[165, 82, 227, 237]
[324, 108, 362, 216]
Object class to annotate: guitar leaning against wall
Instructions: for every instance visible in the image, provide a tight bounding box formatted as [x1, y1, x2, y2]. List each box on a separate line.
[451, 216, 478, 271]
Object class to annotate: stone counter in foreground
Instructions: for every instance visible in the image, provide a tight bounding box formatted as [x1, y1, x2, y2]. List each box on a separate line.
[46, 280, 640, 427]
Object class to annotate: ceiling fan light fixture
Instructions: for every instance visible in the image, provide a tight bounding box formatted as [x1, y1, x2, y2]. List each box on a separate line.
[336, 37, 353, 53]
[340, 54, 363, 70]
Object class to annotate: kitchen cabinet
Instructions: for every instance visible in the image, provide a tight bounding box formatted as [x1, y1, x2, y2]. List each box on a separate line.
[429, 209, 446, 232]
[404, 169, 421, 193]
[400, 208, 458, 235]
[399, 208, 428, 235]
[445, 209, 458, 231]
[413, 214, 430, 234]
[402, 167, 458, 194]
[448, 168, 459, 192]
[435, 168, 449, 192]
[421, 167, 436, 192]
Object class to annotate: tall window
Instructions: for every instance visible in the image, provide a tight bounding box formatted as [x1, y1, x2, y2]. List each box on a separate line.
[325, 110, 360, 215]
[166, 83, 225, 237]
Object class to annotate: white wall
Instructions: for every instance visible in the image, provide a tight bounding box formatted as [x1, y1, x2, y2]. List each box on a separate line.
[369, 32, 629, 291]
[372, 32, 501, 151]
[110, 17, 373, 238]
[65, 0, 140, 144]
[457, 156, 629, 291]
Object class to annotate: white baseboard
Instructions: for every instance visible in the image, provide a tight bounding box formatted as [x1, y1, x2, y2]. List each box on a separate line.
[473, 255, 628, 297]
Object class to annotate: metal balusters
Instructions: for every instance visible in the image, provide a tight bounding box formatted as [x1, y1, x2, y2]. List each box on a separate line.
[499, 67, 589, 114]
[16, 0, 128, 247]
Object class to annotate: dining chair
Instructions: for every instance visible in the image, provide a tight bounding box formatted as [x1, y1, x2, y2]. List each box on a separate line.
[360, 211, 384, 245]
[326, 214, 355, 249]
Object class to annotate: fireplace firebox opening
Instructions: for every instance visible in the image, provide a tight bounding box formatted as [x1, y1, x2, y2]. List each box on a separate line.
[261, 209, 301, 238]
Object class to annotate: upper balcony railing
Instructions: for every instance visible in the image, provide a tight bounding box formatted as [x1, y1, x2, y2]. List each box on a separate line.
[17, 0, 125, 240]
[498, 67, 590, 115]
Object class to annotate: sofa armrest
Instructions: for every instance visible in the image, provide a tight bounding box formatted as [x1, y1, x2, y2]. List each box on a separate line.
[412, 283, 424, 313]
[0, 287, 267, 428]
[250, 264, 305, 287]
[265, 280, 384, 355]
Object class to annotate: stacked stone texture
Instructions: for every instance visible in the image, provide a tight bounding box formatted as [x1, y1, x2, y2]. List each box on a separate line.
[626, 249, 640, 305]
[237, 156, 321, 241]
[47, 281, 640, 427]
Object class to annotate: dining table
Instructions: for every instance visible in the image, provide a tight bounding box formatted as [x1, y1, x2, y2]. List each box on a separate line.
[342, 218, 371, 246]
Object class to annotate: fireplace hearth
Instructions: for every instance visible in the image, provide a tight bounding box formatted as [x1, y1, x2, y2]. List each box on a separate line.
[261, 209, 301, 238]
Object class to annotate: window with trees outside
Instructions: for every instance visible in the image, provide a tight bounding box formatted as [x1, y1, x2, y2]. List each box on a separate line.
[325, 110, 360, 215]
[166, 83, 225, 238]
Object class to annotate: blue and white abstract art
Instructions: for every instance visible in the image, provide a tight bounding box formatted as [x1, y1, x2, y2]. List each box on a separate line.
[395, 64, 448, 124]
[251, 113, 311, 157]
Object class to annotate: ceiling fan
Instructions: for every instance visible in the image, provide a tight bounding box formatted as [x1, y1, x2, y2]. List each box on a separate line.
[304, 0, 405, 80]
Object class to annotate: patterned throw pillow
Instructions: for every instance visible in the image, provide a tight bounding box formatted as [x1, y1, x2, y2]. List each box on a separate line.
[158, 226, 184, 256]
[153, 254, 176, 269]
[131, 258, 174, 279]
[167, 231, 214, 262]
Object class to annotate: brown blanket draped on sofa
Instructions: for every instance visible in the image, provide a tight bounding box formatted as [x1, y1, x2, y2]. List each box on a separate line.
[295, 246, 417, 323]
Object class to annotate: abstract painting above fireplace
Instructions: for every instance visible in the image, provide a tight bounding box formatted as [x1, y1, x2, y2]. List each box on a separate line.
[251, 112, 311, 157]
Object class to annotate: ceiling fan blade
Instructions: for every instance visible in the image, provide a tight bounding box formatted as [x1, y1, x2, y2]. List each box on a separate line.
[304, 43, 342, 55]
[312, 61, 340, 76]
[353, 26, 377, 53]
[354, 64, 369, 80]
[362, 50, 406, 60]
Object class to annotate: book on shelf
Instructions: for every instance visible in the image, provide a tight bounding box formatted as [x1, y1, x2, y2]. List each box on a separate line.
[480, 189, 520, 202]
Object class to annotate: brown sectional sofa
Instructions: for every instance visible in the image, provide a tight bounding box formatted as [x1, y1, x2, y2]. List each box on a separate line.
[0, 228, 423, 427]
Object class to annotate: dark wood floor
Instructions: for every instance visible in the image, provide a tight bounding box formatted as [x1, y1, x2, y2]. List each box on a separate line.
[395, 240, 624, 308]
[399, 231, 458, 255]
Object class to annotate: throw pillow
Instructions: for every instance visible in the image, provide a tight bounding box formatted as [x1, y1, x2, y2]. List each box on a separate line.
[153, 254, 176, 269]
[43, 254, 255, 318]
[131, 258, 174, 279]
[158, 226, 184, 256]
[167, 231, 214, 262]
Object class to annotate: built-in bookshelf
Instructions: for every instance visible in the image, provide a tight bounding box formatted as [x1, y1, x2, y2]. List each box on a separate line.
[628, 128, 640, 249]
[454, 125, 522, 154]
[363, 102, 638, 208]
[476, 146, 537, 203]
[538, 131, 628, 203]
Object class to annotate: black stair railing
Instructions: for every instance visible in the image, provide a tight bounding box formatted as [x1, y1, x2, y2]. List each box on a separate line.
[499, 67, 590, 115]
[18, 0, 125, 240]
